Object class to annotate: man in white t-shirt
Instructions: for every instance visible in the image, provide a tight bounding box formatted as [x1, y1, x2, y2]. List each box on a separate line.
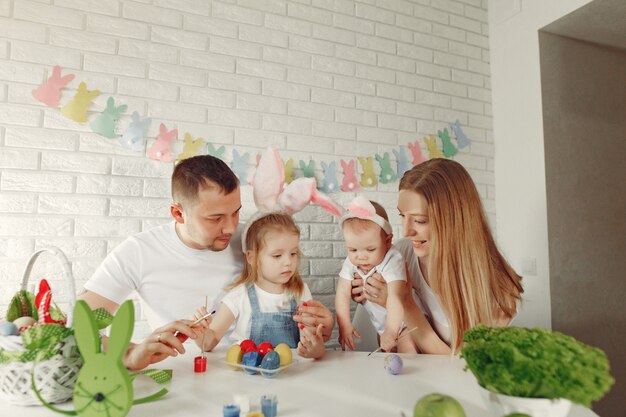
[79, 155, 334, 370]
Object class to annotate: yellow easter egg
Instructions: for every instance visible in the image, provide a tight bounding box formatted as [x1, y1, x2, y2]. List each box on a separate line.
[274, 343, 292, 366]
[226, 344, 243, 370]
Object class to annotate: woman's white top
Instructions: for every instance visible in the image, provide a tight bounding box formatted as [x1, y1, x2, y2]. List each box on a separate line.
[395, 238, 452, 346]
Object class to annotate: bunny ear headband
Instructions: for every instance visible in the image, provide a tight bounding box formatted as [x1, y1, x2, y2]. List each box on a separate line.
[242, 148, 344, 252]
[339, 195, 393, 235]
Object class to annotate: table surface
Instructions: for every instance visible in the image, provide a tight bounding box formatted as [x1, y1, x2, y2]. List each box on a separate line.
[5, 347, 600, 417]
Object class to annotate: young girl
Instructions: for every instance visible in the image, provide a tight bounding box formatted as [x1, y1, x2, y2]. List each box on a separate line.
[335, 197, 412, 353]
[193, 212, 325, 359]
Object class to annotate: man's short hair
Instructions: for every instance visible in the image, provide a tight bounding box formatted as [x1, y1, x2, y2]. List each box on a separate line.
[172, 155, 239, 204]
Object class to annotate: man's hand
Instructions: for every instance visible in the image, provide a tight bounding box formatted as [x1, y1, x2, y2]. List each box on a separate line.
[292, 300, 334, 342]
[122, 320, 199, 371]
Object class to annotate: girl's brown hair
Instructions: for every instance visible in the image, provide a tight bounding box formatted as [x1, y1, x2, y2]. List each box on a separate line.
[399, 158, 523, 352]
[227, 212, 304, 298]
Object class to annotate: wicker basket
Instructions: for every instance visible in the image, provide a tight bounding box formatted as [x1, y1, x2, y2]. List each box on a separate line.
[0, 247, 82, 406]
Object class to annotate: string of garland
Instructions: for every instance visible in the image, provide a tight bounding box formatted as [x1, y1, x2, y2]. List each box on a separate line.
[32, 66, 472, 193]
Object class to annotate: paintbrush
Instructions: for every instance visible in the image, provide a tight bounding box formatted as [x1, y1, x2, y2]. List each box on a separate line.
[200, 296, 208, 358]
[367, 326, 419, 356]
[174, 309, 216, 343]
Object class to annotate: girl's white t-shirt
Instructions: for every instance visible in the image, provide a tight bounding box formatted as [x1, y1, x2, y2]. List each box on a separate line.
[394, 238, 452, 346]
[221, 283, 312, 344]
[84, 222, 244, 330]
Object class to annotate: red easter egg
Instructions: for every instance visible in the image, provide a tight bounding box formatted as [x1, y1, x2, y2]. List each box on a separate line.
[257, 342, 274, 357]
[239, 339, 257, 353]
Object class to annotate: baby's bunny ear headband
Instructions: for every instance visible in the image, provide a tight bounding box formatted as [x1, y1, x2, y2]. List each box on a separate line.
[242, 148, 345, 252]
[339, 195, 393, 235]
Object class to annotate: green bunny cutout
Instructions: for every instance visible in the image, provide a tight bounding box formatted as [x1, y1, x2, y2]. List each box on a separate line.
[299, 160, 315, 178]
[90, 97, 127, 139]
[33, 300, 167, 417]
[375, 152, 397, 184]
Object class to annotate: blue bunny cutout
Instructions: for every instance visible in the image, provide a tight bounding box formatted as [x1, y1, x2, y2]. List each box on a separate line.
[392, 146, 412, 178]
[120, 111, 151, 152]
[320, 161, 340, 193]
[231, 149, 249, 182]
[450, 119, 471, 149]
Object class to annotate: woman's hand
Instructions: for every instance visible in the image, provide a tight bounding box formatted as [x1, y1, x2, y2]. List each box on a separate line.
[357, 272, 389, 307]
[292, 300, 334, 342]
[122, 320, 199, 371]
[350, 277, 366, 303]
[297, 323, 325, 359]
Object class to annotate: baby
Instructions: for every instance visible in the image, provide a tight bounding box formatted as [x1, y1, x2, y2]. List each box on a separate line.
[335, 196, 410, 352]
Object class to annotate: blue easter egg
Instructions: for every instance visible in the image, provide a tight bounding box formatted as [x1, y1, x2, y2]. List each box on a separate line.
[242, 351, 261, 375]
[260, 350, 280, 378]
[384, 354, 403, 375]
[0, 322, 19, 336]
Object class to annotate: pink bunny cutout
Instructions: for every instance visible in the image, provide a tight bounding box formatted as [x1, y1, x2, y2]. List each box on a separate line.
[243, 148, 344, 251]
[407, 140, 427, 166]
[32, 65, 75, 107]
[340, 159, 360, 193]
[147, 123, 178, 162]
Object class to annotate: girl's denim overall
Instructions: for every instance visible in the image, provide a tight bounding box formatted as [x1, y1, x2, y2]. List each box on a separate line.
[247, 285, 300, 348]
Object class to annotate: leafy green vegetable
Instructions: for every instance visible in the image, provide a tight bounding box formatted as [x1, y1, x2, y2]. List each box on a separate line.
[461, 325, 614, 407]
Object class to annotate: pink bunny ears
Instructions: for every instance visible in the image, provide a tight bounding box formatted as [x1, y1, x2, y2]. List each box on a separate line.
[242, 148, 344, 252]
[339, 195, 392, 235]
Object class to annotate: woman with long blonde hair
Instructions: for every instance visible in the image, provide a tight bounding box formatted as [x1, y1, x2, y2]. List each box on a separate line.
[353, 158, 523, 353]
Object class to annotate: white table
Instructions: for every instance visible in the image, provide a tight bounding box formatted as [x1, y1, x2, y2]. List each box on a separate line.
[4, 347, 600, 417]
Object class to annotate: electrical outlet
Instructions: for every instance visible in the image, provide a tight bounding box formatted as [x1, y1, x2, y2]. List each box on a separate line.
[521, 258, 537, 276]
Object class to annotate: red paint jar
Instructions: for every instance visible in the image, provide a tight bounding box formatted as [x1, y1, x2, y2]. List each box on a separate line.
[194, 355, 207, 373]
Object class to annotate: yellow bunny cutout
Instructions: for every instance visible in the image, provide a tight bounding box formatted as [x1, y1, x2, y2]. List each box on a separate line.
[61, 82, 100, 123]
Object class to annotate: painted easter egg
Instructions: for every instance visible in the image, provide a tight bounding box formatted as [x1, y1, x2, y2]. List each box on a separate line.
[257, 341, 273, 357]
[0, 322, 19, 336]
[226, 344, 243, 369]
[13, 316, 36, 331]
[274, 343, 292, 366]
[384, 354, 403, 375]
[241, 351, 261, 375]
[240, 339, 257, 353]
[260, 350, 281, 378]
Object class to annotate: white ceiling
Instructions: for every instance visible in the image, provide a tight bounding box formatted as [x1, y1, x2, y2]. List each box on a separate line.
[541, 0, 626, 51]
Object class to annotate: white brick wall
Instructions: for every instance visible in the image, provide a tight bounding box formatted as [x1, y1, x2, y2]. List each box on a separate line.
[0, 0, 493, 343]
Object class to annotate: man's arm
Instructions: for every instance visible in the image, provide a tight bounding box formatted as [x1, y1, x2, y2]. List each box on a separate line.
[78, 290, 119, 313]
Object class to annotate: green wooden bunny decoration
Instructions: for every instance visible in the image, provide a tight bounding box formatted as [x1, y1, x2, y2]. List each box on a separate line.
[33, 300, 167, 417]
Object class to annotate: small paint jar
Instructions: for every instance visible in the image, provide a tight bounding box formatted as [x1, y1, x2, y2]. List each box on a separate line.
[194, 355, 207, 373]
[223, 404, 240, 417]
[260, 394, 278, 417]
[245, 413, 264, 417]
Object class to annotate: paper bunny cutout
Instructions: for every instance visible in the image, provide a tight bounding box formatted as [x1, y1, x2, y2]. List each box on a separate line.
[90, 97, 127, 139]
[438, 127, 458, 158]
[284, 158, 295, 184]
[231, 149, 250, 182]
[392, 146, 412, 178]
[424, 135, 445, 159]
[176, 133, 205, 164]
[320, 161, 340, 193]
[120, 111, 151, 152]
[208, 143, 226, 159]
[407, 140, 427, 166]
[32, 65, 75, 107]
[340, 159, 360, 192]
[450, 119, 470, 149]
[61, 82, 100, 123]
[299, 160, 315, 178]
[357, 156, 378, 188]
[244, 148, 344, 251]
[375, 152, 397, 184]
[147, 123, 177, 162]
